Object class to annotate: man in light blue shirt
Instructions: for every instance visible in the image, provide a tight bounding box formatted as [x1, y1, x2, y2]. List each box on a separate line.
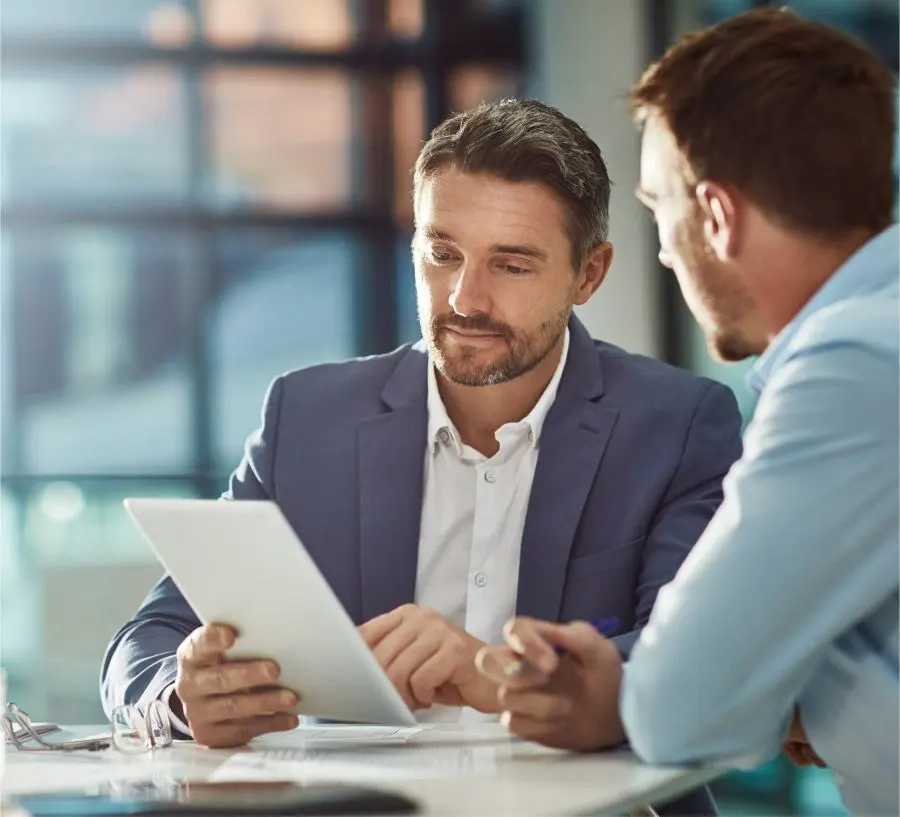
[475, 8, 898, 814]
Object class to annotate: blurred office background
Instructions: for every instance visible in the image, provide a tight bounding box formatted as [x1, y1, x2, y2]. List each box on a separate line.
[0, 1, 896, 813]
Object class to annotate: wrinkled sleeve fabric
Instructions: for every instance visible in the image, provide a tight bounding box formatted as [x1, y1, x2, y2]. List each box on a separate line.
[621, 335, 899, 766]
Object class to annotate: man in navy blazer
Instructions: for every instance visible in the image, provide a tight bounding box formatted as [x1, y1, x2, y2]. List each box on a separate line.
[102, 100, 740, 812]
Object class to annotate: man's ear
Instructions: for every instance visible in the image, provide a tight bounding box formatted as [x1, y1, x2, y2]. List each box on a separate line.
[695, 181, 738, 261]
[574, 242, 614, 305]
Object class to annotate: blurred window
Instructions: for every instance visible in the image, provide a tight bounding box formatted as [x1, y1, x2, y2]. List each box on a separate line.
[0, 66, 188, 205]
[2, 0, 195, 45]
[4, 228, 195, 474]
[209, 231, 357, 468]
[204, 68, 356, 211]
[201, 0, 355, 51]
[0, 0, 526, 722]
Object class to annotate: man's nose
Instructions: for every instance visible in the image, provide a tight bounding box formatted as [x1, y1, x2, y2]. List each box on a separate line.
[448, 263, 492, 317]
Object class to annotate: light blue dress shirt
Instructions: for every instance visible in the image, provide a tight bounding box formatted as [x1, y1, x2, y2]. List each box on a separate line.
[621, 225, 899, 816]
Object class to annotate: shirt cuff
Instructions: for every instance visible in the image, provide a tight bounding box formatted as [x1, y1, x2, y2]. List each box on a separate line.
[161, 683, 193, 739]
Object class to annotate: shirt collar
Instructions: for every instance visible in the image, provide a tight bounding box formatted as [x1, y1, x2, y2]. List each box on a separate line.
[746, 224, 900, 395]
[427, 328, 570, 453]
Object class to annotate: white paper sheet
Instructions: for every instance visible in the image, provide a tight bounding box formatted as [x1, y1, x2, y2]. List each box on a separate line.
[248, 725, 425, 749]
[210, 743, 501, 783]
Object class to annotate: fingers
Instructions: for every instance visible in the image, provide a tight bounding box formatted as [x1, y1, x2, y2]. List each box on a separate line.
[179, 659, 280, 699]
[189, 688, 299, 726]
[371, 623, 422, 673]
[177, 624, 236, 668]
[498, 685, 573, 721]
[363, 606, 474, 709]
[359, 606, 407, 649]
[175, 626, 296, 746]
[502, 618, 562, 674]
[541, 621, 609, 669]
[407, 641, 462, 707]
[476, 645, 550, 689]
[194, 712, 299, 749]
[500, 710, 569, 745]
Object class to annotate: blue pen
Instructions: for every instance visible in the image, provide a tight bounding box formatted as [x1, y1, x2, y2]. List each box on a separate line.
[503, 617, 620, 678]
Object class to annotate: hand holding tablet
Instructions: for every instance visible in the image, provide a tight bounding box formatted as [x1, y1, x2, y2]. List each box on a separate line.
[124, 498, 416, 745]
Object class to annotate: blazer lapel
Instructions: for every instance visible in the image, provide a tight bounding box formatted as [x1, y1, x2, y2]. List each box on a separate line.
[358, 346, 429, 622]
[516, 317, 619, 622]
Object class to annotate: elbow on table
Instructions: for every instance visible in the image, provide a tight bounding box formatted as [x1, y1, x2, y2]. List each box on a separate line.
[621, 682, 726, 766]
[622, 685, 779, 768]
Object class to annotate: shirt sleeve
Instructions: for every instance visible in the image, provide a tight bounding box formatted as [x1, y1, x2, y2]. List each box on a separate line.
[620, 338, 899, 766]
[161, 683, 193, 739]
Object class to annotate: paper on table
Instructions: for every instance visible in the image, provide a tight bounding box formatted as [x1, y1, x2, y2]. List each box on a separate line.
[211, 743, 501, 784]
[248, 723, 514, 749]
[249, 725, 424, 749]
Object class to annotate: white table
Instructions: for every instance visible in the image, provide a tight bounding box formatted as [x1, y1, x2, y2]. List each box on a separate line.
[5, 724, 725, 816]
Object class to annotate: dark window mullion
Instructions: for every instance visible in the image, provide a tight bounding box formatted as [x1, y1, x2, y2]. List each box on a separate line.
[184, 0, 217, 495]
[423, 0, 448, 130]
[353, 0, 398, 355]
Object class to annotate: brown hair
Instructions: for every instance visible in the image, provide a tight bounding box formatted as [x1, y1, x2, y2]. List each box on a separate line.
[631, 6, 897, 236]
[414, 99, 611, 268]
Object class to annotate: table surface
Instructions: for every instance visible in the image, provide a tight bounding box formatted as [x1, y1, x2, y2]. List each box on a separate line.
[5, 723, 724, 816]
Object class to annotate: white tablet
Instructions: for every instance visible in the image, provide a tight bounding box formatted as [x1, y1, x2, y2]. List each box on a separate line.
[123, 498, 416, 727]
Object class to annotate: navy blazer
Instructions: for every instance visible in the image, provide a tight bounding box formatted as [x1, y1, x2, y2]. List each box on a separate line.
[101, 316, 741, 813]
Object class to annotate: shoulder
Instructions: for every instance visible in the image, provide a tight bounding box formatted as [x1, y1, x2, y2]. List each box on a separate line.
[273, 342, 424, 413]
[592, 338, 737, 412]
[789, 285, 899, 364]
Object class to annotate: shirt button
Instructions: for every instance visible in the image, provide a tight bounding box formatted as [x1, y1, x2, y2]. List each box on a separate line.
[474, 573, 488, 587]
[438, 428, 451, 445]
[484, 470, 497, 483]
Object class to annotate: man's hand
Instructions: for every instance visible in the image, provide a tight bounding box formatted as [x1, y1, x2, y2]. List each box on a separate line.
[475, 617, 625, 751]
[173, 624, 299, 748]
[782, 707, 826, 768]
[359, 605, 499, 712]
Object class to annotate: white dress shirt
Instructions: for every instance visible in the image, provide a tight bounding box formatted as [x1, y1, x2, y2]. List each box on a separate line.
[415, 330, 570, 722]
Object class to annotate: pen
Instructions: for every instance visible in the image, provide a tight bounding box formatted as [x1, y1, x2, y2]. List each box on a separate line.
[503, 617, 620, 678]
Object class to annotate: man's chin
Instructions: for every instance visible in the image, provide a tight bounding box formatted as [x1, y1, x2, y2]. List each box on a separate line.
[436, 353, 516, 387]
[709, 331, 755, 363]
[439, 365, 509, 387]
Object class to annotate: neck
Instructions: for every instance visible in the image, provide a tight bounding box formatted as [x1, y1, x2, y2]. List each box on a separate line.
[757, 227, 877, 344]
[437, 333, 566, 457]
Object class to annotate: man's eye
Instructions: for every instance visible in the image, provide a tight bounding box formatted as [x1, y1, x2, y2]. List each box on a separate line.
[430, 250, 454, 263]
[504, 264, 528, 275]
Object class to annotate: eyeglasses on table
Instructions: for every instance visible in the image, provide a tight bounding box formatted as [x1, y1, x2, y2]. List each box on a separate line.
[2, 699, 173, 754]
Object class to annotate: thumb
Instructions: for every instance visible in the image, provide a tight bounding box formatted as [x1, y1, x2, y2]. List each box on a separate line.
[547, 621, 609, 669]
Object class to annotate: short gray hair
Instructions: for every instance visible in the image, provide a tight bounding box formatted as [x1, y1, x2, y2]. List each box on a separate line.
[414, 99, 611, 268]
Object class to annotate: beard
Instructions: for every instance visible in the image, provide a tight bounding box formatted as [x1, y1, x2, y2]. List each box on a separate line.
[675, 219, 760, 363]
[424, 307, 569, 387]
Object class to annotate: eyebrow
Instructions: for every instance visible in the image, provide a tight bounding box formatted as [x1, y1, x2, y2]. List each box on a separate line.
[420, 226, 549, 262]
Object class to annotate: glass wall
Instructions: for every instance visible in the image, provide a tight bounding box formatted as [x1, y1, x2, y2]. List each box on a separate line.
[0, 0, 526, 723]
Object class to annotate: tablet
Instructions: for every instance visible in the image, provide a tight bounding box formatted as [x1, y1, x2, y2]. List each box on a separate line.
[123, 498, 416, 727]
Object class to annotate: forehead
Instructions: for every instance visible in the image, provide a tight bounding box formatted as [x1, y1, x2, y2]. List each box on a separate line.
[416, 167, 569, 249]
[639, 115, 684, 199]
